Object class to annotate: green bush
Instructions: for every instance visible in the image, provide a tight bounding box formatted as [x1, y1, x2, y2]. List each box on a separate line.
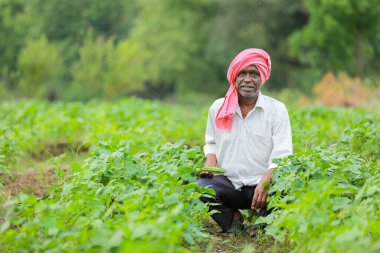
[259, 117, 380, 252]
[68, 36, 146, 101]
[17, 36, 64, 99]
[103, 40, 146, 99]
[68, 36, 114, 100]
[0, 142, 211, 252]
[262, 147, 380, 253]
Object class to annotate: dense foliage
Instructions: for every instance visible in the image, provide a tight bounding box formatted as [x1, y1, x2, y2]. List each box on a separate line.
[1, 0, 379, 100]
[0, 98, 379, 252]
[262, 119, 380, 252]
[0, 99, 209, 252]
[1, 143, 212, 252]
[289, 0, 380, 76]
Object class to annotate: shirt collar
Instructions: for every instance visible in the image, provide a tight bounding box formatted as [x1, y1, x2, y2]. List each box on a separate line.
[235, 91, 266, 115]
[255, 91, 266, 110]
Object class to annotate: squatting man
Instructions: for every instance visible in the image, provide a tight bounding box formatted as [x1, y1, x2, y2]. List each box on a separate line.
[197, 48, 293, 234]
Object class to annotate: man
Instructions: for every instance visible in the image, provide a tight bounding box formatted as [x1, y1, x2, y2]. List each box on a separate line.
[197, 48, 292, 234]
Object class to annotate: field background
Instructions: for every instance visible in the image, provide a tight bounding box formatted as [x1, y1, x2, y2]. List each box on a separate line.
[1, 0, 380, 252]
[1, 99, 379, 252]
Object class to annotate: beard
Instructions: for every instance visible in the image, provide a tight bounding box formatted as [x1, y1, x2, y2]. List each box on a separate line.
[237, 86, 259, 100]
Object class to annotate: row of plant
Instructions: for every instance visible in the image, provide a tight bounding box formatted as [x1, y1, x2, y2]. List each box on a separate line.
[0, 99, 206, 173]
[1, 141, 215, 252]
[0, 99, 379, 252]
[262, 117, 379, 252]
[0, 100, 376, 172]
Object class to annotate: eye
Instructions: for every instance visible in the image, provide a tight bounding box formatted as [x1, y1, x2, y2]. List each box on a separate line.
[250, 72, 259, 78]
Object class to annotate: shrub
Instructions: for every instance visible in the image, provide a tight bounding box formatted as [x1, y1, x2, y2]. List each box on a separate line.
[68, 36, 146, 101]
[17, 36, 64, 99]
[313, 72, 376, 107]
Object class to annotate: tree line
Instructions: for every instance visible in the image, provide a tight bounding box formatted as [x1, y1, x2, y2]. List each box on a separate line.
[0, 0, 379, 100]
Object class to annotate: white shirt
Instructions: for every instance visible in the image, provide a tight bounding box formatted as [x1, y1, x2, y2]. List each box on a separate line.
[204, 92, 293, 190]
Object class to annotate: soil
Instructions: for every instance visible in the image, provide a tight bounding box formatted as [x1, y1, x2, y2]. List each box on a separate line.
[30, 140, 89, 161]
[0, 167, 68, 199]
[198, 218, 290, 253]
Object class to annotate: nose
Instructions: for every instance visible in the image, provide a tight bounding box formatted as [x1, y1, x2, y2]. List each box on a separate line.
[243, 73, 252, 81]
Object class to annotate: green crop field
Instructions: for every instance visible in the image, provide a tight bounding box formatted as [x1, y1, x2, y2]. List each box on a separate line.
[0, 99, 379, 252]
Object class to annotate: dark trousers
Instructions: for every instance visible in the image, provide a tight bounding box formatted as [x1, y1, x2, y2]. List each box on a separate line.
[197, 175, 259, 232]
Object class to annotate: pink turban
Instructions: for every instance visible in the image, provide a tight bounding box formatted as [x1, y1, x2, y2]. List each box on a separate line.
[215, 48, 271, 131]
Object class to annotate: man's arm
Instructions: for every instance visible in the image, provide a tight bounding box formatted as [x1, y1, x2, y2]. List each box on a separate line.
[204, 153, 217, 167]
[252, 105, 292, 209]
[200, 104, 218, 178]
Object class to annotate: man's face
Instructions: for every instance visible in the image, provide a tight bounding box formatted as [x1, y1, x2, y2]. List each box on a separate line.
[234, 65, 261, 100]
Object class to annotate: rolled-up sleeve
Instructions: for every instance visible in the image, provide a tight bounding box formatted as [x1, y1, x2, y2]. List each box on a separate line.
[204, 106, 217, 156]
[268, 105, 293, 169]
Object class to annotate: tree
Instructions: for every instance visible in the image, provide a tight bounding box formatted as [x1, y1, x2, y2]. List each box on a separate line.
[204, 0, 308, 90]
[18, 36, 64, 99]
[29, 0, 135, 43]
[68, 34, 147, 101]
[289, 0, 380, 76]
[128, 0, 219, 96]
[0, 0, 32, 89]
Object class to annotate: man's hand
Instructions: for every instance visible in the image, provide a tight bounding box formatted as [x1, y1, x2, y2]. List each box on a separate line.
[199, 154, 217, 178]
[198, 171, 213, 178]
[251, 169, 273, 209]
